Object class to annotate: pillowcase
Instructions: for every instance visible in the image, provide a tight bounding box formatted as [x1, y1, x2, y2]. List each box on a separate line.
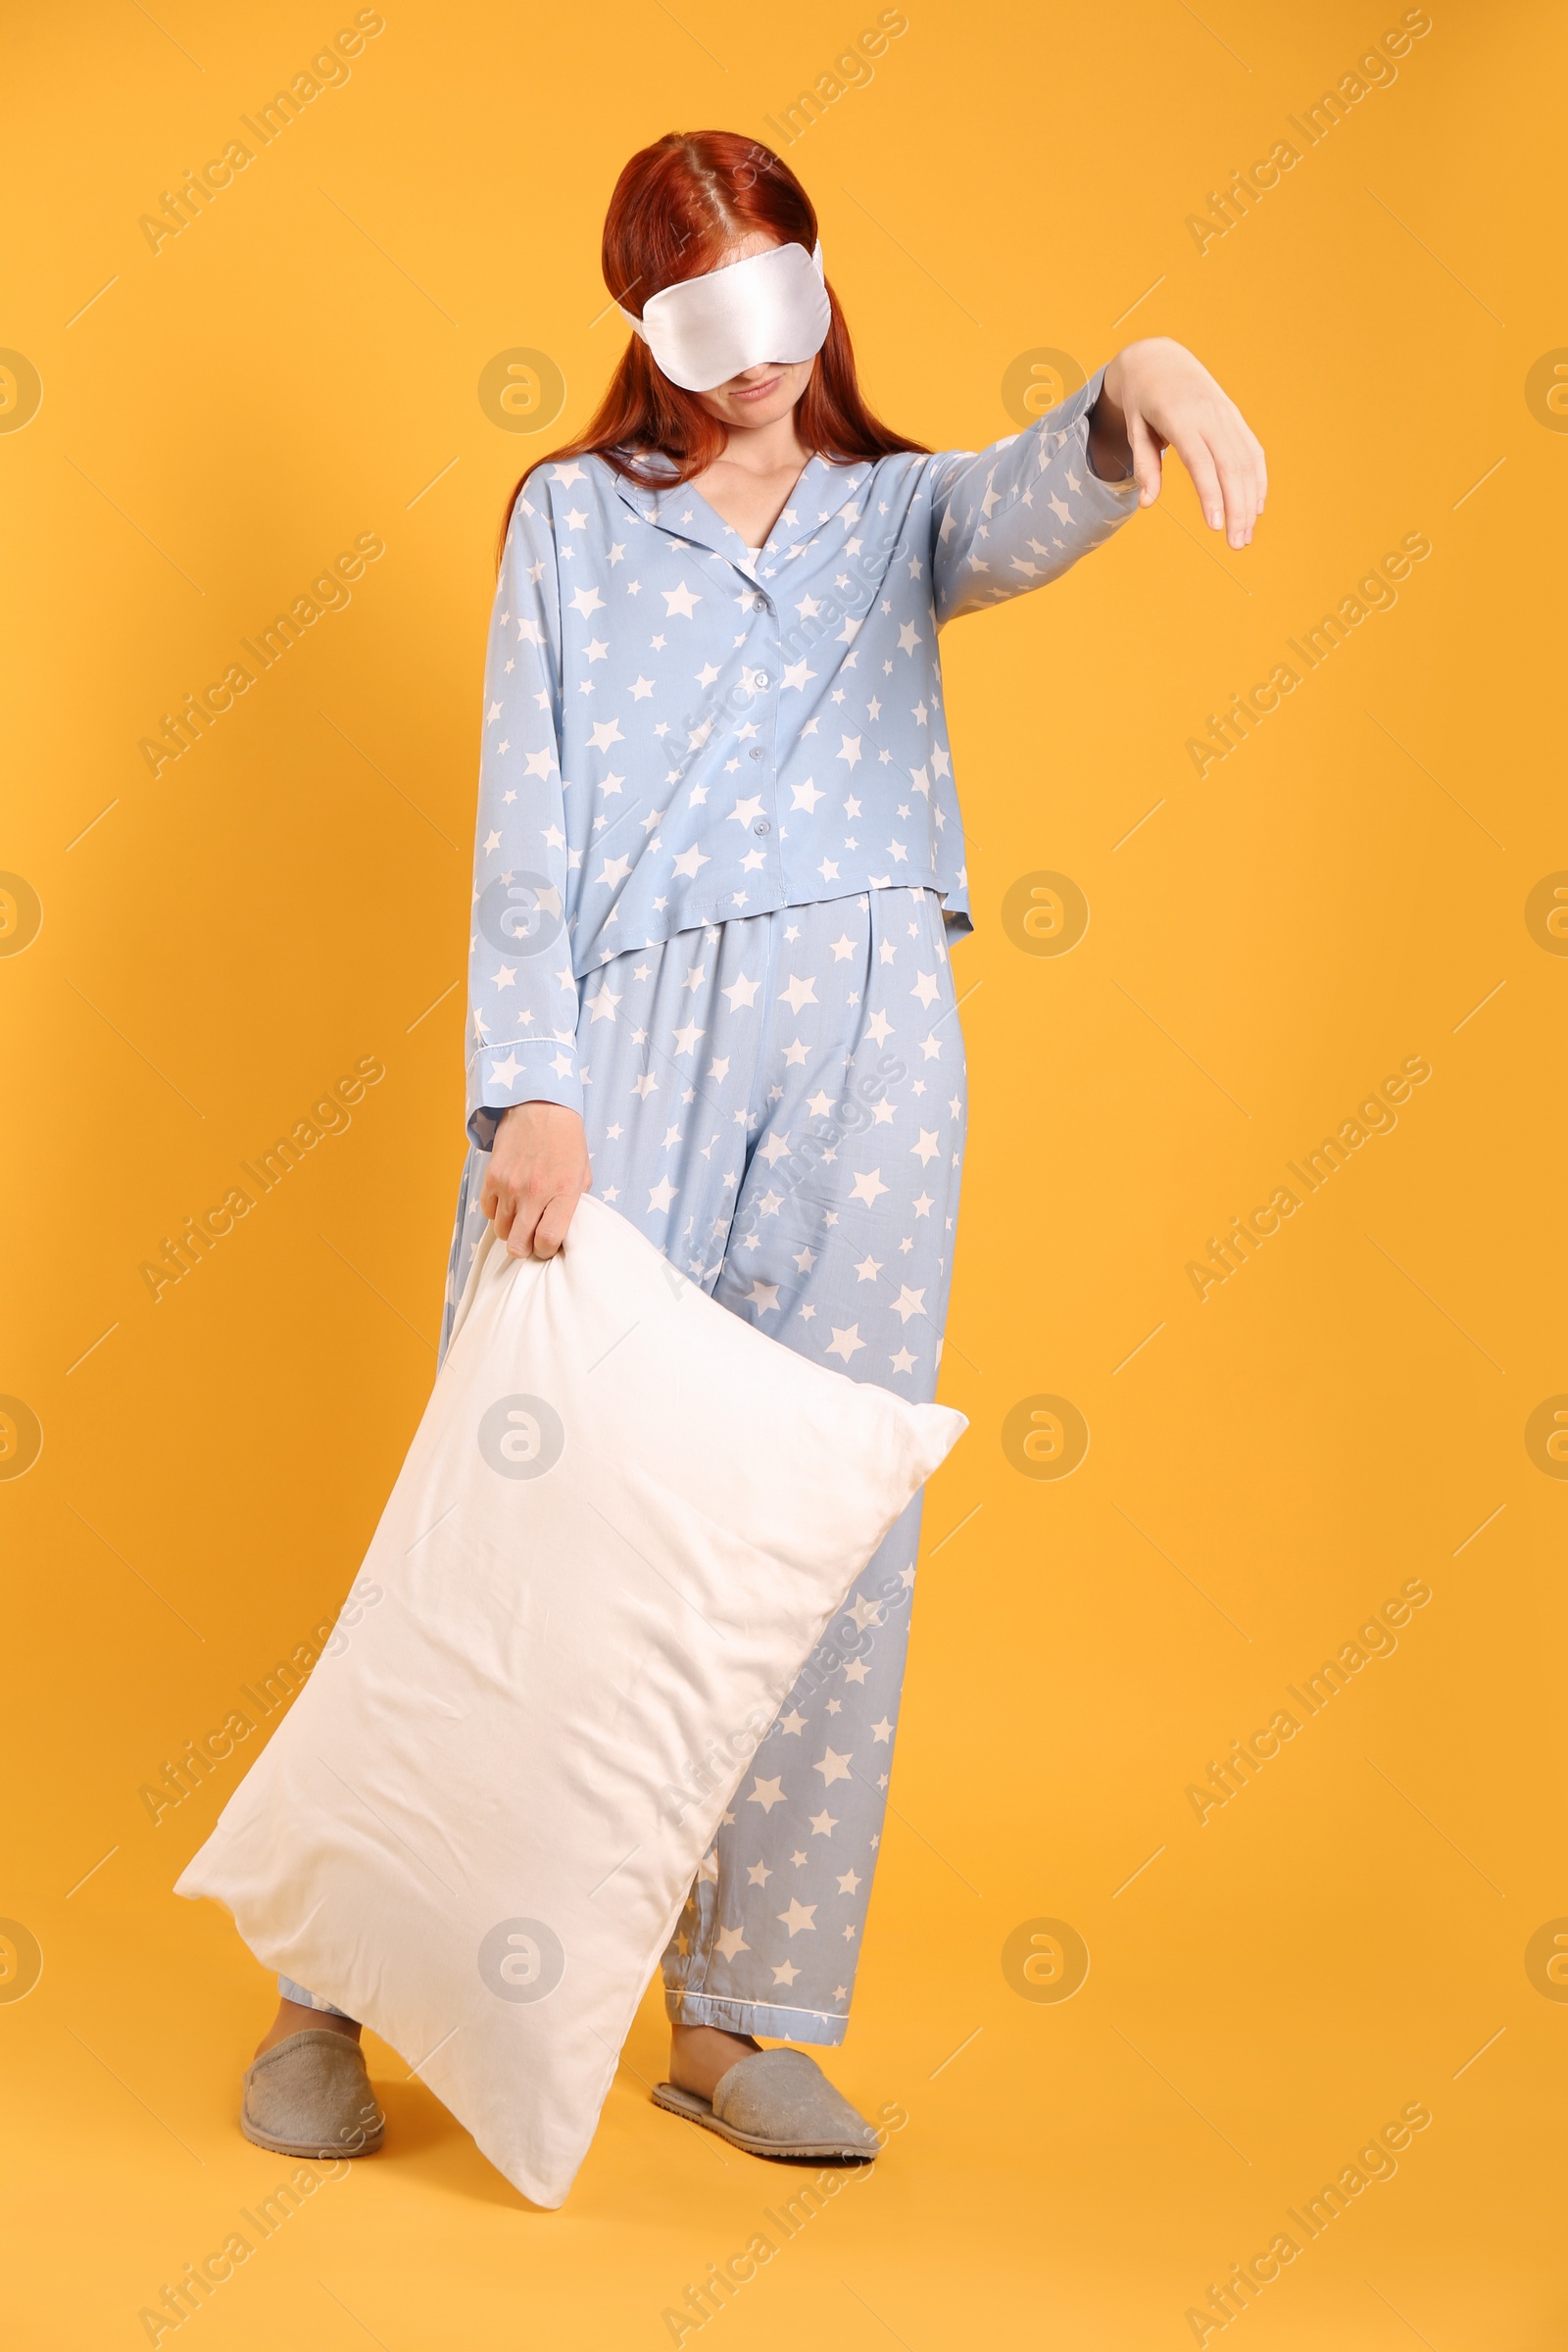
[176, 1196, 965, 2207]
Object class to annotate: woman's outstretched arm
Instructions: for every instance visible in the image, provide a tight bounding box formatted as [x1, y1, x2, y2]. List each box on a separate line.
[929, 339, 1265, 626]
[928, 368, 1141, 626]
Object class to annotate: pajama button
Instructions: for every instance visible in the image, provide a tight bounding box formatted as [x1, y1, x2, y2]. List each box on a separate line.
[753, 820, 771, 835]
[749, 746, 763, 760]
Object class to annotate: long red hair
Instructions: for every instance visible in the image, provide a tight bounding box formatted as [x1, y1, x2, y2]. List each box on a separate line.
[498, 130, 926, 564]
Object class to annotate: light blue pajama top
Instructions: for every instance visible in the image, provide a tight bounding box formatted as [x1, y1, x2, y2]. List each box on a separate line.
[466, 362, 1140, 1146]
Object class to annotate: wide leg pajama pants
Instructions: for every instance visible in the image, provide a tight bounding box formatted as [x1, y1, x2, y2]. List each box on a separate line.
[283, 885, 966, 2047]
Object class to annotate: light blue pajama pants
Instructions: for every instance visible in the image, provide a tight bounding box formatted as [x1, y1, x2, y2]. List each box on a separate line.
[282, 884, 967, 2046]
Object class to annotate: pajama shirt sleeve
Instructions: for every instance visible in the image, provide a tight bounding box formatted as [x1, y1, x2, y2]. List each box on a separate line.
[928, 362, 1141, 628]
[464, 485, 582, 1149]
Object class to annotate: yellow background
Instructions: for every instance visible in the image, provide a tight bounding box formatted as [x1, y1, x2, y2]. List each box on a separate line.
[3, 1, 1564, 2342]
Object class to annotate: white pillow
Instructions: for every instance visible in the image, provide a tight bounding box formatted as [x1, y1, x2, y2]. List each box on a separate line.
[176, 1196, 965, 2208]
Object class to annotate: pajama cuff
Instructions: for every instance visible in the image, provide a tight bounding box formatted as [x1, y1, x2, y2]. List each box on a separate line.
[277, 1974, 353, 2018]
[664, 1987, 848, 2048]
[466, 1040, 585, 1149]
[1077, 360, 1141, 494]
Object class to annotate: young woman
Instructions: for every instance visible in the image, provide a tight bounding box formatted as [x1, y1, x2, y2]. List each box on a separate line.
[239, 128, 1264, 2168]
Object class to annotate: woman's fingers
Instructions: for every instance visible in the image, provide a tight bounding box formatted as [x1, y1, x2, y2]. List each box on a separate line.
[481, 1103, 592, 1259]
[504, 1188, 546, 1258]
[1209, 426, 1259, 546]
[1223, 409, 1268, 538]
[531, 1189, 581, 1260]
[1112, 344, 1266, 544]
[502, 1178, 588, 1258]
[1166, 409, 1261, 546]
[479, 1166, 537, 1253]
[1170, 420, 1226, 534]
[1126, 407, 1164, 507]
[1246, 417, 1269, 511]
[480, 1170, 514, 1239]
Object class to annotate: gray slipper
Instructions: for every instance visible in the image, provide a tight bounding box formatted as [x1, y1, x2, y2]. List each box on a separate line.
[653, 2047, 880, 2161]
[241, 2028, 385, 2159]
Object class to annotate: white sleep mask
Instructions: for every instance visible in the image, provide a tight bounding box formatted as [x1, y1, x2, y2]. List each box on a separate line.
[619, 240, 830, 393]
